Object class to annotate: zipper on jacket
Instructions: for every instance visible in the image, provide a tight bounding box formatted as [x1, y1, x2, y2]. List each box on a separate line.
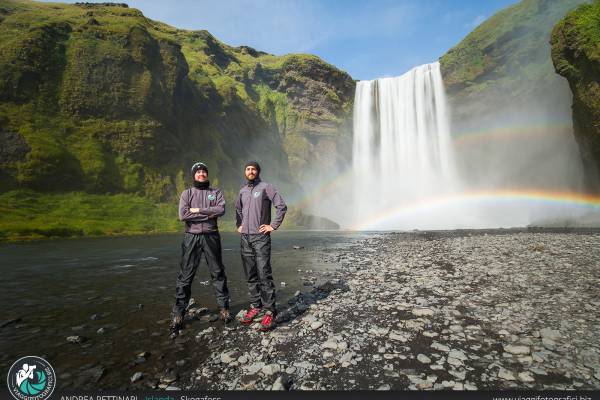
[246, 184, 255, 235]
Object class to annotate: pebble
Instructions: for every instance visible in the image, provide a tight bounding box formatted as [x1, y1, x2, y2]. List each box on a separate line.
[504, 344, 530, 355]
[245, 362, 265, 375]
[431, 342, 450, 352]
[539, 328, 561, 341]
[417, 354, 431, 364]
[518, 371, 535, 383]
[261, 364, 280, 376]
[66, 335, 84, 344]
[183, 232, 600, 391]
[448, 350, 468, 361]
[220, 351, 237, 364]
[498, 368, 516, 381]
[412, 308, 434, 317]
[130, 372, 143, 383]
[311, 321, 323, 330]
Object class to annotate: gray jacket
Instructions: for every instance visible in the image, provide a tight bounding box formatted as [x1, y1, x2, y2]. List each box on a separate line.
[179, 186, 225, 234]
[235, 179, 287, 234]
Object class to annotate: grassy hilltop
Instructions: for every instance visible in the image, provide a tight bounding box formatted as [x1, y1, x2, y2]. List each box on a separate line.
[440, 0, 586, 115]
[0, 0, 353, 240]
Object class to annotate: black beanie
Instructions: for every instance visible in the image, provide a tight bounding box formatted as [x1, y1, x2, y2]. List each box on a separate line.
[191, 162, 208, 175]
[245, 161, 261, 174]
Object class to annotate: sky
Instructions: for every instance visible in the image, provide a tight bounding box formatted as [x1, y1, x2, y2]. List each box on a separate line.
[45, 0, 519, 80]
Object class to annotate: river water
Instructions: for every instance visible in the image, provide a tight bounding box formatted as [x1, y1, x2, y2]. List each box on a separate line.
[0, 231, 368, 389]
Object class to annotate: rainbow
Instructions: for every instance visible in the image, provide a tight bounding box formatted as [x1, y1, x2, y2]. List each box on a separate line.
[350, 189, 600, 231]
[291, 122, 576, 208]
[452, 122, 572, 147]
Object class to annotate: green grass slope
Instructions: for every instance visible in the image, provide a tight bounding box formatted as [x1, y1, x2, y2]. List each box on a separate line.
[440, 0, 586, 122]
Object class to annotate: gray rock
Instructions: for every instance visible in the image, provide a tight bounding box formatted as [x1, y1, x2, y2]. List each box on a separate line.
[286, 366, 297, 374]
[541, 337, 556, 350]
[539, 328, 561, 341]
[498, 368, 516, 381]
[311, 321, 323, 330]
[448, 349, 468, 361]
[321, 340, 338, 350]
[504, 344, 530, 355]
[528, 367, 548, 376]
[518, 371, 535, 383]
[262, 364, 281, 376]
[416, 380, 433, 389]
[220, 351, 238, 364]
[431, 342, 450, 352]
[417, 354, 431, 364]
[412, 308, 434, 317]
[449, 369, 466, 381]
[130, 372, 143, 383]
[245, 362, 265, 375]
[66, 335, 85, 344]
[447, 357, 463, 367]
[160, 372, 178, 384]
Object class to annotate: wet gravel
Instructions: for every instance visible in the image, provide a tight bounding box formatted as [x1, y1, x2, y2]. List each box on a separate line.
[159, 230, 600, 391]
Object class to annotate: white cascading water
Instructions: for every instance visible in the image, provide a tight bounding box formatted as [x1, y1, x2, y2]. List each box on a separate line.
[352, 62, 463, 229]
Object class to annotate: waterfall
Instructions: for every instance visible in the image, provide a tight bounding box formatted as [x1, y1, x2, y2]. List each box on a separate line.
[352, 62, 461, 228]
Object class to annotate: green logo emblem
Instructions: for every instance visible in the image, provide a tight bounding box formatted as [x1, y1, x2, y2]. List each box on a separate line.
[7, 356, 56, 400]
[207, 194, 216, 201]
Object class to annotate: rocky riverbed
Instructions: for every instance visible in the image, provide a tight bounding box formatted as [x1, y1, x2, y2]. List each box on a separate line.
[143, 230, 600, 391]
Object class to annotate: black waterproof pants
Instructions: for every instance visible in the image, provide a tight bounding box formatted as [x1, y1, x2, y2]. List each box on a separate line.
[240, 233, 276, 313]
[173, 232, 229, 316]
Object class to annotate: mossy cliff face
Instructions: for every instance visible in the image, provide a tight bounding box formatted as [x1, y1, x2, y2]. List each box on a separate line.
[439, 0, 590, 190]
[0, 0, 354, 202]
[551, 1, 600, 190]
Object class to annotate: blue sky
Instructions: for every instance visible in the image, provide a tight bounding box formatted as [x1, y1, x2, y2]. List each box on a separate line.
[47, 0, 518, 80]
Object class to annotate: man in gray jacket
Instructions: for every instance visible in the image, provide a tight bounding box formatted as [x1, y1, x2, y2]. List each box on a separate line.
[171, 162, 231, 338]
[235, 161, 287, 331]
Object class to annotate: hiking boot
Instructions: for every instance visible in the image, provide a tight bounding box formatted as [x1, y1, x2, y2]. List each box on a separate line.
[259, 311, 276, 332]
[169, 314, 183, 339]
[219, 309, 233, 323]
[240, 307, 261, 325]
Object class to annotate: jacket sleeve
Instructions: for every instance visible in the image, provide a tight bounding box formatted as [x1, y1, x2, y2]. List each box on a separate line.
[197, 189, 225, 219]
[235, 190, 243, 228]
[179, 189, 209, 222]
[266, 184, 287, 230]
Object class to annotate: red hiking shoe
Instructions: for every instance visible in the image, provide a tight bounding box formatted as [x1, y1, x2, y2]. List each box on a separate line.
[259, 312, 276, 332]
[240, 307, 261, 325]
